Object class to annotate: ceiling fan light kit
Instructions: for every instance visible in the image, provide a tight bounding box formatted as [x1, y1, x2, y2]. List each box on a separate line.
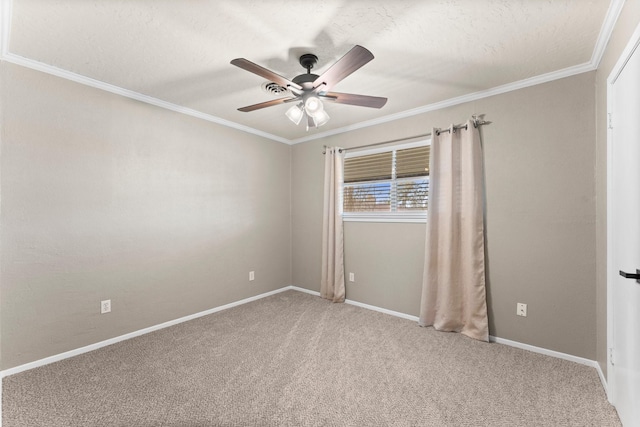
[304, 96, 323, 115]
[231, 45, 387, 131]
[285, 103, 304, 125]
[311, 108, 330, 128]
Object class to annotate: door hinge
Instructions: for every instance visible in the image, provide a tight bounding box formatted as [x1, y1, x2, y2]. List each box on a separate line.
[608, 113, 613, 129]
[609, 347, 615, 366]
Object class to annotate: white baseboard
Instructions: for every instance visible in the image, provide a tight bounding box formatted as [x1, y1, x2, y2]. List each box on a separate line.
[488, 336, 596, 367]
[489, 336, 600, 369]
[0, 286, 293, 378]
[289, 286, 421, 321]
[596, 362, 607, 395]
[489, 336, 608, 393]
[345, 298, 420, 322]
[289, 286, 608, 391]
[288, 286, 320, 297]
[1, 284, 608, 396]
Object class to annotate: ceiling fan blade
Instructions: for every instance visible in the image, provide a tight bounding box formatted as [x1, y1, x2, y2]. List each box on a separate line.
[231, 58, 303, 91]
[312, 45, 374, 91]
[322, 92, 387, 109]
[237, 97, 295, 112]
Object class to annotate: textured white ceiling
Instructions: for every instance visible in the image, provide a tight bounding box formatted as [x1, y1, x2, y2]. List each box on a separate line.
[5, 0, 614, 142]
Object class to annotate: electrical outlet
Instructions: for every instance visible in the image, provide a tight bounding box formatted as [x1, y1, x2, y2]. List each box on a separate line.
[249, 271, 255, 281]
[101, 299, 111, 314]
[516, 302, 527, 317]
[349, 272, 355, 282]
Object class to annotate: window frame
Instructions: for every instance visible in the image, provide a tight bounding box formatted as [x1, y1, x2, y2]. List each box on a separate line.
[342, 139, 430, 223]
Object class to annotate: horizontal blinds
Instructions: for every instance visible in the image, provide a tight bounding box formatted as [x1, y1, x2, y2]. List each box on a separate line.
[344, 152, 392, 183]
[343, 144, 429, 213]
[396, 146, 430, 178]
[396, 179, 429, 211]
[343, 183, 391, 212]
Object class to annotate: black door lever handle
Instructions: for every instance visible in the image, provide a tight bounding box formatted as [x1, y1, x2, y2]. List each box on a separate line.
[619, 269, 640, 283]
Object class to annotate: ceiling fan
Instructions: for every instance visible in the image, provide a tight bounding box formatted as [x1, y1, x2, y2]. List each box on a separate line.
[230, 45, 387, 130]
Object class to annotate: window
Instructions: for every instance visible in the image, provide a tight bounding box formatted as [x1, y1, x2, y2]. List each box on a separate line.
[342, 141, 430, 222]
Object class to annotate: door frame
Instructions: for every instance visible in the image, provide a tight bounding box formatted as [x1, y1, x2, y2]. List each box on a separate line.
[606, 20, 640, 404]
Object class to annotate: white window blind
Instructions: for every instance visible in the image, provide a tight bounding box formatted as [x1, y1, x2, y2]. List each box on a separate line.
[342, 142, 430, 222]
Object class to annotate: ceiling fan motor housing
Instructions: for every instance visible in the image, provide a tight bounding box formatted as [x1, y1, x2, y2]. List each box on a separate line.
[292, 73, 319, 85]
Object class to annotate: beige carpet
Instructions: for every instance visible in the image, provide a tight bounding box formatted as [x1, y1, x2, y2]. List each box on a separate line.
[2, 290, 621, 426]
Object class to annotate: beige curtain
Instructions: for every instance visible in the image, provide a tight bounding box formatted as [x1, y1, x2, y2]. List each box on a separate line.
[321, 147, 346, 303]
[419, 120, 489, 342]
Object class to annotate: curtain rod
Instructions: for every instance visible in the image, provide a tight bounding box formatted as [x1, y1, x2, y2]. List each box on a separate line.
[322, 115, 491, 154]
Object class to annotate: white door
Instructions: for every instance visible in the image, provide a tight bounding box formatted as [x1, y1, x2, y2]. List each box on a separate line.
[609, 34, 640, 427]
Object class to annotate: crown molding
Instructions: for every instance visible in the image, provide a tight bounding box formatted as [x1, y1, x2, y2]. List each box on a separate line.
[1, 0, 12, 55]
[591, 0, 626, 69]
[288, 0, 627, 145]
[1, 0, 624, 146]
[0, 0, 290, 143]
[0, 50, 291, 145]
[0, 49, 597, 147]
[291, 60, 596, 144]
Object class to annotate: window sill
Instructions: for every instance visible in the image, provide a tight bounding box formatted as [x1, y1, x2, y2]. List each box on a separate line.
[342, 213, 427, 223]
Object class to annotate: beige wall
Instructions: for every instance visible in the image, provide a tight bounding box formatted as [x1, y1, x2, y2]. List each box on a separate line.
[595, 0, 640, 379]
[0, 63, 292, 369]
[5, 7, 637, 370]
[293, 72, 598, 359]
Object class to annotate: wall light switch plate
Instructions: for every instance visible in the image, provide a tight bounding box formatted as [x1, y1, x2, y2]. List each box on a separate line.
[349, 272, 355, 282]
[249, 271, 255, 281]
